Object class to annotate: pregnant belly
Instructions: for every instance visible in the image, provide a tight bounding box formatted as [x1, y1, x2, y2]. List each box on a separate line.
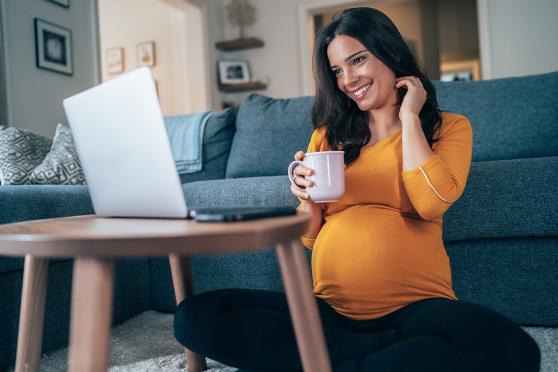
[312, 205, 455, 320]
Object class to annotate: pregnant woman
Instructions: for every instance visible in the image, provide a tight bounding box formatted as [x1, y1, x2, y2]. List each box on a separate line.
[174, 7, 540, 372]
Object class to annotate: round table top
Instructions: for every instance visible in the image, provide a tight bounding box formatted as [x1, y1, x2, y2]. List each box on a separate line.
[0, 214, 310, 257]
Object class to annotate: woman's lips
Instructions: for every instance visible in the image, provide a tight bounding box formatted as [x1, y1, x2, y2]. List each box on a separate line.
[352, 83, 372, 100]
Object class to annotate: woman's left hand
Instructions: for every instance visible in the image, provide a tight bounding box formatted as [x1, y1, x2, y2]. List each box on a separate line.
[395, 76, 427, 121]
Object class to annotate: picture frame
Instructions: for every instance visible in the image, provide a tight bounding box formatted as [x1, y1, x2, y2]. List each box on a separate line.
[440, 59, 481, 81]
[106, 47, 124, 75]
[34, 18, 73, 76]
[137, 41, 156, 67]
[218, 60, 251, 84]
[45, 0, 70, 9]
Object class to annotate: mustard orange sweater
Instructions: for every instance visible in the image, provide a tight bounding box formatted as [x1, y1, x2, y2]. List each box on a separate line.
[299, 112, 473, 320]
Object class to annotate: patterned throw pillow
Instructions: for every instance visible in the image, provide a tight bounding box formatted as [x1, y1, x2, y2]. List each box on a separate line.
[0, 126, 52, 185]
[29, 123, 86, 185]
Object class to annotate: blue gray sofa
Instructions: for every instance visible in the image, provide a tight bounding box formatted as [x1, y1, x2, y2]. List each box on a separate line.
[1, 71, 557, 370]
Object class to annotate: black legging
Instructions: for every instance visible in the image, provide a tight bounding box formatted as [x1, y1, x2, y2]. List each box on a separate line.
[173, 289, 540, 372]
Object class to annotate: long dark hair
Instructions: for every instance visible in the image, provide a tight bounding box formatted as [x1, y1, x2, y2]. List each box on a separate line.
[312, 7, 442, 166]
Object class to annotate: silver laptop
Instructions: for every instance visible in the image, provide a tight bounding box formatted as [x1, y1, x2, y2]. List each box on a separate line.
[63, 67, 297, 221]
[63, 67, 189, 218]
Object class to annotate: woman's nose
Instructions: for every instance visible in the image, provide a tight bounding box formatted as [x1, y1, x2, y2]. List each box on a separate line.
[343, 69, 358, 87]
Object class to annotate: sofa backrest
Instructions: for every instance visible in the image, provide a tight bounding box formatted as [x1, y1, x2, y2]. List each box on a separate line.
[434, 70, 558, 162]
[225, 71, 558, 177]
[226, 94, 314, 178]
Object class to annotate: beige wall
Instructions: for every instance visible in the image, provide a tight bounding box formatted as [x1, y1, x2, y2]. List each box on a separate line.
[219, 0, 307, 104]
[98, 0, 209, 115]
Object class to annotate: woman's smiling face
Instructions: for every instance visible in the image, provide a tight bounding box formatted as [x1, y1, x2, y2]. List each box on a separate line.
[327, 35, 398, 111]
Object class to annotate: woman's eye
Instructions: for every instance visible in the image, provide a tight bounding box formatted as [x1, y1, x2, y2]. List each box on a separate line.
[353, 56, 365, 65]
[332, 69, 341, 77]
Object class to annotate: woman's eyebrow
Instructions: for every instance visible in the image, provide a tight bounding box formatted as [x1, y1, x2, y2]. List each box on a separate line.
[330, 50, 368, 69]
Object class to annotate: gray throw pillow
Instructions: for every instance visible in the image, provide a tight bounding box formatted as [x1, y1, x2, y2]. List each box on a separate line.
[0, 126, 52, 185]
[28, 123, 86, 185]
[225, 94, 315, 178]
[176, 108, 237, 184]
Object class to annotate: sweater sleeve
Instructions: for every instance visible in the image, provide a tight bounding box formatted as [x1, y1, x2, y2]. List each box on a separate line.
[297, 128, 328, 249]
[401, 114, 473, 221]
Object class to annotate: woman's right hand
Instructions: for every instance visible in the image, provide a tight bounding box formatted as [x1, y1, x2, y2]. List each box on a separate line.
[291, 151, 324, 239]
[290, 151, 315, 202]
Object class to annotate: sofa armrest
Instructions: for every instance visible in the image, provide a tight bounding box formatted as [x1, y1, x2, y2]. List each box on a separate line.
[443, 156, 558, 241]
[0, 185, 93, 225]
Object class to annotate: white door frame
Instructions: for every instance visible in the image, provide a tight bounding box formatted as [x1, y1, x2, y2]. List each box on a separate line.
[298, 0, 493, 96]
[476, 0, 492, 79]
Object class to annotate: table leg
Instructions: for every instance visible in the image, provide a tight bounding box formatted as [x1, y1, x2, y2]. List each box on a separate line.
[276, 240, 332, 372]
[169, 254, 207, 372]
[15, 255, 49, 372]
[68, 257, 114, 372]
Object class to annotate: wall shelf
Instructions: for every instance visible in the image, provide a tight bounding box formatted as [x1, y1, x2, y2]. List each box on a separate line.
[218, 81, 267, 92]
[215, 37, 265, 51]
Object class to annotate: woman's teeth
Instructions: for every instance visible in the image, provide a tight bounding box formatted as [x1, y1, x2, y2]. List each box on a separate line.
[354, 83, 371, 98]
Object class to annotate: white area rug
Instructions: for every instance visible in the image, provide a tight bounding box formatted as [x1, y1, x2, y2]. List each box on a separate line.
[22, 310, 558, 371]
[36, 311, 235, 372]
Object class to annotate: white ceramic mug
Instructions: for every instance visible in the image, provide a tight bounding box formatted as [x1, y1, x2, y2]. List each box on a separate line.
[288, 151, 345, 203]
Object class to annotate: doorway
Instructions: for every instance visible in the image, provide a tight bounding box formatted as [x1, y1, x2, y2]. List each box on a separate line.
[299, 0, 482, 96]
[97, 0, 210, 115]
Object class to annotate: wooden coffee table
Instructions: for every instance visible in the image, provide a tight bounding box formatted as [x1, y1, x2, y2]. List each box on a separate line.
[0, 214, 332, 372]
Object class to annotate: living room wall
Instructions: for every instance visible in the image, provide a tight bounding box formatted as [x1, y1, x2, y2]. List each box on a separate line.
[479, 0, 558, 79]
[0, 0, 100, 137]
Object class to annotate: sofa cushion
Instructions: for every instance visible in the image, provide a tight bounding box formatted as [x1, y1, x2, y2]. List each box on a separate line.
[225, 94, 314, 178]
[443, 156, 558, 241]
[434, 71, 558, 162]
[188, 157, 557, 242]
[28, 123, 86, 185]
[184, 175, 297, 210]
[178, 108, 236, 184]
[0, 127, 52, 185]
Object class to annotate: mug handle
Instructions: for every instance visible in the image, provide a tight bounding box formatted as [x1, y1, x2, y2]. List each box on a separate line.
[288, 160, 306, 192]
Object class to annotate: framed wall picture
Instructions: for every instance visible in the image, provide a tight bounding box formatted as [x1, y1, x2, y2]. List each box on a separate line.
[45, 0, 70, 9]
[218, 60, 251, 84]
[137, 41, 156, 67]
[106, 47, 124, 75]
[34, 18, 73, 76]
